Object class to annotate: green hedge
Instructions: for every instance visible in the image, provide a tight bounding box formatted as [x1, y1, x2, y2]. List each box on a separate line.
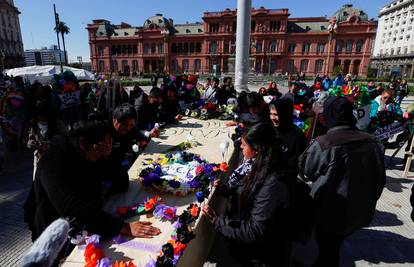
[120, 80, 152, 87]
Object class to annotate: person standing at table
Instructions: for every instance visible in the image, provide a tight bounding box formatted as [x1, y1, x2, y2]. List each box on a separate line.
[24, 118, 161, 257]
[203, 123, 292, 266]
[111, 103, 149, 171]
[133, 87, 163, 139]
[299, 96, 385, 267]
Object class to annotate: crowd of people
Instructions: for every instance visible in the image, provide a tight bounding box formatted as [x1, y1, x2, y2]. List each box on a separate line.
[0, 69, 410, 266]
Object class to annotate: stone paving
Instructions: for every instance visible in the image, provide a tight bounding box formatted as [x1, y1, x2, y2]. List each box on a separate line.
[1, 98, 414, 266]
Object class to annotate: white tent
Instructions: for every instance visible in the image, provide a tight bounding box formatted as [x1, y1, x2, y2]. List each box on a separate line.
[5, 65, 95, 84]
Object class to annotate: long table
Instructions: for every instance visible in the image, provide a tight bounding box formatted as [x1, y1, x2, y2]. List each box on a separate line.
[62, 118, 235, 267]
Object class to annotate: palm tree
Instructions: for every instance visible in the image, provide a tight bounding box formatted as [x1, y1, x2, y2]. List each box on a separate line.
[54, 21, 70, 65]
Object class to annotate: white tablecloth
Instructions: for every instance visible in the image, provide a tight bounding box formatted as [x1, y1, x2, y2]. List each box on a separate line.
[62, 118, 235, 267]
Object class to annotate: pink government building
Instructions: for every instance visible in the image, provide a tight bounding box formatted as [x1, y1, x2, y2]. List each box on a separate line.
[87, 4, 377, 77]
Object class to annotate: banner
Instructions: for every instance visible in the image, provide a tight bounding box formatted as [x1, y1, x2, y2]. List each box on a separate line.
[374, 122, 406, 141]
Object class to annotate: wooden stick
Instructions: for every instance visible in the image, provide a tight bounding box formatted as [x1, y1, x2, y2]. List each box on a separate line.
[403, 135, 414, 177]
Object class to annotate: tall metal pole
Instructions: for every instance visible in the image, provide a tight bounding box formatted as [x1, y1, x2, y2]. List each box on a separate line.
[53, 4, 63, 72]
[235, 0, 252, 93]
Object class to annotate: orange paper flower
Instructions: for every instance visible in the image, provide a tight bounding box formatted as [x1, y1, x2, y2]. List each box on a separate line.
[220, 162, 229, 172]
[113, 260, 137, 267]
[189, 204, 200, 218]
[144, 195, 161, 211]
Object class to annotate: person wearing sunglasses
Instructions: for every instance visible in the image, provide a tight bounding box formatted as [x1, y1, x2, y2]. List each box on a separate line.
[370, 88, 402, 119]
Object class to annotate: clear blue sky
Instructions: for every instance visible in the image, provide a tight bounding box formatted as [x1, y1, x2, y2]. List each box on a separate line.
[14, 0, 389, 63]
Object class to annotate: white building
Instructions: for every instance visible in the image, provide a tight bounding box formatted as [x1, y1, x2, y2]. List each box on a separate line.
[371, 0, 414, 78]
[24, 46, 66, 66]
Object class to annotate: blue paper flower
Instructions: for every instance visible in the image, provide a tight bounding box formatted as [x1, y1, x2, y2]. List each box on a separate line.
[195, 191, 205, 202]
[142, 173, 160, 186]
[168, 180, 181, 189]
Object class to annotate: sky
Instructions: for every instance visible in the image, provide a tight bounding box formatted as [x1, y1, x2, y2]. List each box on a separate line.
[14, 0, 389, 63]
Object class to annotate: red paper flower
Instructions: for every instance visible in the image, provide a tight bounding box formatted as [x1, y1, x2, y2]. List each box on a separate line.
[113, 260, 137, 267]
[195, 166, 204, 175]
[168, 240, 187, 255]
[84, 243, 104, 267]
[144, 195, 161, 211]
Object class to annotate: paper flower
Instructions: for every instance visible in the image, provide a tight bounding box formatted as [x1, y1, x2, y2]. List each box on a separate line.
[195, 191, 205, 202]
[220, 162, 229, 172]
[84, 243, 104, 267]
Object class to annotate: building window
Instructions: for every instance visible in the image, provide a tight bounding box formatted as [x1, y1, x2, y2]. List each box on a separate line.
[111, 45, 116, 55]
[132, 60, 138, 72]
[335, 40, 343, 53]
[269, 41, 277, 52]
[288, 43, 296, 54]
[127, 45, 132, 54]
[269, 21, 281, 31]
[196, 43, 202, 53]
[122, 60, 129, 73]
[182, 59, 189, 72]
[194, 59, 201, 72]
[300, 59, 309, 72]
[224, 41, 229, 53]
[151, 43, 156, 54]
[177, 43, 183, 53]
[121, 45, 127, 54]
[356, 40, 363, 53]
[98, 60, 105, 72]
[232, 22, 237, 32]
[345, 40, 353, 54]
[144, 44, 150, 54]
[316, 43, 325, 54]
[111, 60, 118, 71]
[256, 42, 262, 53]
[209, 23, 219, 33]
[287, 60, 295, 73]
[133, 45, 137, 54]
[315, 59, 324, 73]
[172, 60, 179, 72]
[172, 43, 177, 53]
[302, 43, 311, 54]
[397, 47, 401, 54]
[189, 43, 195, 53]
[251, 21, 256, 32]
[183, 43, 189, 53]
[97, 46, 104, 56]
[210, 41, 217, 54]
[158, 44, 164, 54]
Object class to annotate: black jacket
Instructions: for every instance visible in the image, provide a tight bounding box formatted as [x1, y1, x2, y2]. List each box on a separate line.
[24, 137, 125, 241]
[277, 126, 307, 178]
[215, 173, 291, 266]
[133, 93, 160, 131]
[299, 126, 385, 234]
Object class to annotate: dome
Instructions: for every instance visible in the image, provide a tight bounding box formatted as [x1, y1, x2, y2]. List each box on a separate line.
[333, 4, 368, 23]
[143, 14, 170, 30]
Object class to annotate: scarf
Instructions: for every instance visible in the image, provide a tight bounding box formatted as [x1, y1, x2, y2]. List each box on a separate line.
[228, 158, 253, 187]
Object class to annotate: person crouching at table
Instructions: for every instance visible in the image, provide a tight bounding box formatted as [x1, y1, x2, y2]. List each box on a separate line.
[111, 103, 149, 170]
[24, 118, 161, 258]
[203, 123, 292, 267]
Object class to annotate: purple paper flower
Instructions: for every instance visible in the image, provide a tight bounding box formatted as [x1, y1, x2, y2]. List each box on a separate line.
[193, 155, 203, 163]
[97, 257, 111, 267]
[142, 173, 161, 186]
[189, 179, 200, 189]
[145, 259, 156, 267]
[154, 204, 177, 221]
[168, 180, 181, 189]
[196, 191, 205, 203]
[203, 164, 215, 174]
[85, 234, 100, 246]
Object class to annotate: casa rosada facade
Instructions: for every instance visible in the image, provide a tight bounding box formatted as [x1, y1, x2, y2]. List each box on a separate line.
[87, 5, 377, 77]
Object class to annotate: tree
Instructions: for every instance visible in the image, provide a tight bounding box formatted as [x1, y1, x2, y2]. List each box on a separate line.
[54, 21, 70, 65]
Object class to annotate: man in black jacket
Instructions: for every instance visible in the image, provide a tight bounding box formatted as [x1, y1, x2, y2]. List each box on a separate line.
[24, 119, 160, 255]
[299, 96, 385, 267]
[133, 87, 163, 138]
[111, 103, 149, 170]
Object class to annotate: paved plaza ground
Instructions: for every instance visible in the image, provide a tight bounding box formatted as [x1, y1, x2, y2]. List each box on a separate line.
[1, 97, 414, 266]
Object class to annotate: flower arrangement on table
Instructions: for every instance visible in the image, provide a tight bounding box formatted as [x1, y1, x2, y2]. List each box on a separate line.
[138, 151, 225, 199]
[83, 235, 137, 267]
[180, 99, 236, 120]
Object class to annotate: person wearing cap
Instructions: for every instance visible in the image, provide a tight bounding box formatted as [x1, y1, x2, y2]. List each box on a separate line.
[299, 96, 385, 267]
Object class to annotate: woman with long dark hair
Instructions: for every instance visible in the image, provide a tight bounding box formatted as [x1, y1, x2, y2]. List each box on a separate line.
[203, 123, 291, 266]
